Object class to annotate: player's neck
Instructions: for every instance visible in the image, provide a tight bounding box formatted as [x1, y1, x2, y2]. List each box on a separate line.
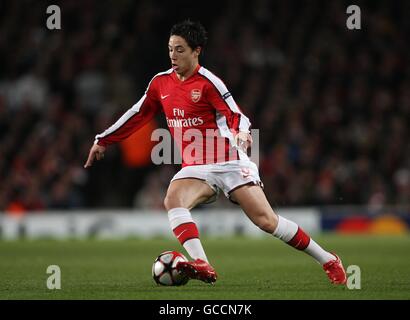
[176, 63, 199, 81]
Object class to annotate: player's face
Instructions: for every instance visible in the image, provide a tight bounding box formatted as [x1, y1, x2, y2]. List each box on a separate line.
[168, 35, 200, 77]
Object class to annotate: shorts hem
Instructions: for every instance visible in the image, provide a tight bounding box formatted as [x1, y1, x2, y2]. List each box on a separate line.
[170, 176, 219, 204]
[227, 180, 264, 205]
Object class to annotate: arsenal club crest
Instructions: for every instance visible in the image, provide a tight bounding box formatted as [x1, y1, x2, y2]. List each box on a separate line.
[191, 89, 201, 103]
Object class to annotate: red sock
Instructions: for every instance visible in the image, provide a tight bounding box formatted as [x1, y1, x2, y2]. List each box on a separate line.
[287, 227, 311, 250]
[173, 222, 199, 245]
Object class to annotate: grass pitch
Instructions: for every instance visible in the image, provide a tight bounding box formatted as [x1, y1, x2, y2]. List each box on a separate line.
[0, 234, 409, 300]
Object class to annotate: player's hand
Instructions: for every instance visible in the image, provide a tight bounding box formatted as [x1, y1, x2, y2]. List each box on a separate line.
[84, 144, 106, 168]
[234, 131, 253, 153]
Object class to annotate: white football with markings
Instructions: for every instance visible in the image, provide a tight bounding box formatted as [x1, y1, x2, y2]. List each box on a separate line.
[152, 251, 189, 286]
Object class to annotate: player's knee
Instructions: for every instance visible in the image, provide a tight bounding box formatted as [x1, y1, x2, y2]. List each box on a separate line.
[255, 213, 278, 234]
[163, 195, 175, 211]
[164, 193, 184, 211]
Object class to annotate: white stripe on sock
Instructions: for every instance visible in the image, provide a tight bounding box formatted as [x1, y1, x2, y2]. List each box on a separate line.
[272, 215, 298, 242]
[304, 239, 335, 265]
[168, 207, 193, 230]
[183, 238, 208, 263]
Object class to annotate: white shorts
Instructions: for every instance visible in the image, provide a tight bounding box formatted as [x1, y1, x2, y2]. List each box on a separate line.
[170, 159, 263, 204]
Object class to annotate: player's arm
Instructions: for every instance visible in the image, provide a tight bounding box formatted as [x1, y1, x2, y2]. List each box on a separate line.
[205, 80, 252, 152]
[84, 80, 161, 168]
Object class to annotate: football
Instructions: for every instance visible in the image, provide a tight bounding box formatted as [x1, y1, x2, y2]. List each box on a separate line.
[152, 251, 189, 286]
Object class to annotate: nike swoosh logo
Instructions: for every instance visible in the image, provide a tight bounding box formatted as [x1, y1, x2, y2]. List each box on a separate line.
[161, 94, 170, 100]
[176, 230, 187, 238]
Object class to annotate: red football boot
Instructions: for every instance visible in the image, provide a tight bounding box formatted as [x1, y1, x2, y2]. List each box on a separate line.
[176, 259, 217, 284]
[323, 253, 347, 285]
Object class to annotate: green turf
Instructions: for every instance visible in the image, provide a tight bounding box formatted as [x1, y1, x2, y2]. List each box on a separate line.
[0, 234, 409, 299]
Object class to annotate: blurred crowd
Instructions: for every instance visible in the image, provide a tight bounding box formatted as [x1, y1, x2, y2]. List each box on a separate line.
[0, 0, 409, 213]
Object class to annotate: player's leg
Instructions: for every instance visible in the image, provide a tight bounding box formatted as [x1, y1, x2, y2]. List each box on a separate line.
[230, 184, 347, 284]
[164, 178, 214, 262]
[164, 178, 217, 283]
[164, 178, 215, 211]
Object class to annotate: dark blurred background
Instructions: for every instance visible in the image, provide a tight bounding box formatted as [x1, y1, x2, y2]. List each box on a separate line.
[0, 0, 408, 213]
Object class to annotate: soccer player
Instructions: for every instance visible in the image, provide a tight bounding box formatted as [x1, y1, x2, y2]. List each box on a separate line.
[84, 20, 347, 285]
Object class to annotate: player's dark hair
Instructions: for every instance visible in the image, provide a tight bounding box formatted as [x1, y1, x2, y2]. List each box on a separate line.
[170, 20, 208, 53]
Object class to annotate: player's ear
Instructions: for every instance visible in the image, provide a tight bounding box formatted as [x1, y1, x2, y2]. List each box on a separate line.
[194, 46, 201, 57]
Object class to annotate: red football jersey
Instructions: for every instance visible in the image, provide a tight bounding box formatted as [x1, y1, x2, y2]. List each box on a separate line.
[95, 65, 251, 166]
